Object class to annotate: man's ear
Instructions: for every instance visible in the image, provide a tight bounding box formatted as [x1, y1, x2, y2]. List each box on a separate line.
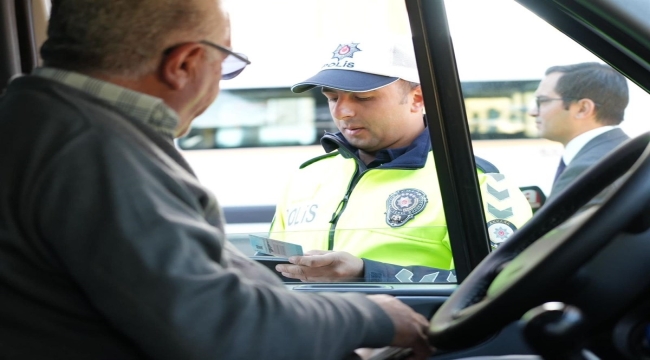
[410, 85, 424, 113]
[159, 43, 205, 90]
[573, 98, 598, 119]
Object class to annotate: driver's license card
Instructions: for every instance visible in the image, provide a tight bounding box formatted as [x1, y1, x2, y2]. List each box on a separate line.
[249, 235, 304, 257]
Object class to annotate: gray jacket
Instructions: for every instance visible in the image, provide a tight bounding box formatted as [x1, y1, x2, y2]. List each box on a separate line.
[0, 76, 393, 359]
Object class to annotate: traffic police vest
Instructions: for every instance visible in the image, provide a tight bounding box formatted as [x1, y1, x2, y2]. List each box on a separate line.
[270, 149, 533, 270]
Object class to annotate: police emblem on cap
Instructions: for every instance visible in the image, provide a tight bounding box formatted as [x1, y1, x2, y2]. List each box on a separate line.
[332, 43, 361, 61]
[486, 219, 517, 250]
[385, 188, 428, 228]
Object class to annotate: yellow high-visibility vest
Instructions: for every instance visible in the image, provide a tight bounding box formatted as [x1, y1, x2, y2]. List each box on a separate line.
[270, 151, 533, 270]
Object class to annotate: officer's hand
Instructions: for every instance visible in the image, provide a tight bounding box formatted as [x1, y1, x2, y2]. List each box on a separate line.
[275, 250, 364, 282]
[366, 294, 435, 360]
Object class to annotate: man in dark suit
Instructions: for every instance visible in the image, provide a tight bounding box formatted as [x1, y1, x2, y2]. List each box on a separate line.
[529, 62, 630, 199]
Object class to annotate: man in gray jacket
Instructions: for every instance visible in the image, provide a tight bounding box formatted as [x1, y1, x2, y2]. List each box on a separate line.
[0, 0, 431, 359]
[529, 62, 630, 199]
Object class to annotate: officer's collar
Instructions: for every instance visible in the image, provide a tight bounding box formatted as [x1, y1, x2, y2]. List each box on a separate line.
[320, 127, 431, 169]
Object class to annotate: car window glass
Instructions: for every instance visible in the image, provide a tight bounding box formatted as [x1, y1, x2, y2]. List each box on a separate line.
[182, 0, 629, 285]
[445, 0, 650, 199]
[182, 0, 460, 285]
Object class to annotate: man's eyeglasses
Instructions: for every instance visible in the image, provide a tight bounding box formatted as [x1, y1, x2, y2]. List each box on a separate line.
[199, 40, 251, 80]
[535, 96, 601, 110]
[535, 97, 566, 109]
[163, 40, 251, 80]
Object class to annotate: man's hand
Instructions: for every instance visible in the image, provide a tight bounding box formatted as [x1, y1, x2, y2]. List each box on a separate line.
[275, 250, 364, 282]
[366, 294, 434, 360]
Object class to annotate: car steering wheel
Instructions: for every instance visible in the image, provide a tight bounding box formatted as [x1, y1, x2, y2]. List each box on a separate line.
[428, 132, 650, 350]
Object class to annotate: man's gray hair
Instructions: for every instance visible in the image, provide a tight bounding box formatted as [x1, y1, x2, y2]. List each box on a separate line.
[41, 0, 218, 77]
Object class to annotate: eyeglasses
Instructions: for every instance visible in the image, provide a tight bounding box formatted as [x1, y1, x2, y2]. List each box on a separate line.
[199, 40, 251, 80]
[535, 97, 566, 109]
[534, 96, 601, 110]
[163, 40, 251, 80]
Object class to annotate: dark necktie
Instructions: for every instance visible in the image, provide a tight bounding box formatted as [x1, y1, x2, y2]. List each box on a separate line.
[553, 158, 566, 184]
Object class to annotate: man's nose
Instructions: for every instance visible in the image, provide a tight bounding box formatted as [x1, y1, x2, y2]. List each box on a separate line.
[331, 98, 355, 119]
[528, 105, 539, 117]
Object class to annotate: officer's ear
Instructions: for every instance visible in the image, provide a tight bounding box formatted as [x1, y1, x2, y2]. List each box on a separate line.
[410, 85, 424, 113]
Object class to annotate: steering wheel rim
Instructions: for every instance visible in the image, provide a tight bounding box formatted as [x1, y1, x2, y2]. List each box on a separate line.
[429, 132, 650, 350]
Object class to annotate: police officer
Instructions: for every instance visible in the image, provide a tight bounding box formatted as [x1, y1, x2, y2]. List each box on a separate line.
[271, 37, 533, 283]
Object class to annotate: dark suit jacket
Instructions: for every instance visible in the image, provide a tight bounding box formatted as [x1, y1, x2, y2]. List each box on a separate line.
[550, 127, 629, 199]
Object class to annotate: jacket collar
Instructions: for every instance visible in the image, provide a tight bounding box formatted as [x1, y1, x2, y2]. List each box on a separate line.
[320, 128, 431, 169]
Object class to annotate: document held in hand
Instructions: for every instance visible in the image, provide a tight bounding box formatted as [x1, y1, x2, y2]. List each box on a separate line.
[249, 235, 304, 257]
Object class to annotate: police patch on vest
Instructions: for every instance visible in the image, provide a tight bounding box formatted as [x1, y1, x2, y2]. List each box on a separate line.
[487, 219, 517, 250]
[385, 188, 428, 227]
